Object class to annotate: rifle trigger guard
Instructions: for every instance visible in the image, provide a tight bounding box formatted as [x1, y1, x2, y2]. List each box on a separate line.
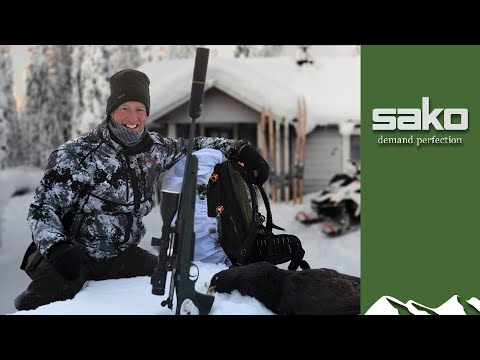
[189, 262, 200, 281]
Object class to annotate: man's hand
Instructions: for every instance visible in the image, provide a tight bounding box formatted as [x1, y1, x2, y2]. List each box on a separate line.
[47, 242, 84, 280]
[238, 144, 270, 186]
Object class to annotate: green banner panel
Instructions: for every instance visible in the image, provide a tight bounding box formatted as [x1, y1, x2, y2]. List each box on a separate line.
[362, 45, 480, 314]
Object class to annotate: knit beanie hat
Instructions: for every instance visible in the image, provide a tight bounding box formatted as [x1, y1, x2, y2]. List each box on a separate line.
[106, 69, 150, 116]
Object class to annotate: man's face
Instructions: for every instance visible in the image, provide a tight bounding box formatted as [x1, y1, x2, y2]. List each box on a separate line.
[110, 101, 147, 132]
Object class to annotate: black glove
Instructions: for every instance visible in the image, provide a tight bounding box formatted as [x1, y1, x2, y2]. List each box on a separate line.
[238, 144, 270, 186]
[47, 242, 84, 280]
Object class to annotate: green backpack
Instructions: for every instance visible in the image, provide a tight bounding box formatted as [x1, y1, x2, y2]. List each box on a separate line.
[207, 161, 309, 270]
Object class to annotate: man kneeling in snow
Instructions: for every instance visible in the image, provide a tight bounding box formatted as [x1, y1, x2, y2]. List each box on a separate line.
[14, 69, 269, 311]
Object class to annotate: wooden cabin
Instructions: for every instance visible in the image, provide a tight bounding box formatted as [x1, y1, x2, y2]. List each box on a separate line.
[140, 56, 359, 200]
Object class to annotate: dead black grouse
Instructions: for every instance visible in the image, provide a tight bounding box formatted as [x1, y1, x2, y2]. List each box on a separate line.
[209, 262, 360, 315]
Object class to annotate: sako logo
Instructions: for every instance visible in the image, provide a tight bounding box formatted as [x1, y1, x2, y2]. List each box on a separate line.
[372, 97, 468, 131]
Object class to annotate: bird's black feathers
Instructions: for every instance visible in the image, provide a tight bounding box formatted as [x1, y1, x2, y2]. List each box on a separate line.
[209, 262, 360, 315]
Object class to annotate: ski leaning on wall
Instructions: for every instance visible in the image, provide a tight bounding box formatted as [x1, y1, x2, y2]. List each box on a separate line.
[260, 108, 269, 197]
[293, 95, 307, 204]
[267, 108, 277, 202]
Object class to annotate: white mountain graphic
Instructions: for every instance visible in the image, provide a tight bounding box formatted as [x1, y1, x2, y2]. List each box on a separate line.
[365, 295, 480, 315]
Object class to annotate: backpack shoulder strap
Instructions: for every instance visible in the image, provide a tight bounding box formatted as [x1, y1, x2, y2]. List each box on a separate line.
[257, 185, 285, 232]
[256, 184, 310, 271]
[229, 162, 261, 262]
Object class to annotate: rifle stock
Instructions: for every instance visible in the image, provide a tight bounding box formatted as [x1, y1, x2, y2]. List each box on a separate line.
[151, 190, 179, 296]
[173, 154, 214, 315]
[151, 47, 214, 315]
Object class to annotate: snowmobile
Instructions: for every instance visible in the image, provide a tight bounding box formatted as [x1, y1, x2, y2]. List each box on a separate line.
[295, 161, 361, 236]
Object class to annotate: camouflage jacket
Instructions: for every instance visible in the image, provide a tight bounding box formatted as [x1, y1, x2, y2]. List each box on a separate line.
[27, 119, 242, 261]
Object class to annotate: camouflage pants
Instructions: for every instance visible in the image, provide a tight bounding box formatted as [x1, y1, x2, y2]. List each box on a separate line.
[18, 246, 157, 311]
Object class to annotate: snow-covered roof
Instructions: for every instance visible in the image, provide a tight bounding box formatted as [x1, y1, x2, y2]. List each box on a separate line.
[138, 56, 360, 134]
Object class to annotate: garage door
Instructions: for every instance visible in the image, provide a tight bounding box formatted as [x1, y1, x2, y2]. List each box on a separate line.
[304, 126, 342, 194]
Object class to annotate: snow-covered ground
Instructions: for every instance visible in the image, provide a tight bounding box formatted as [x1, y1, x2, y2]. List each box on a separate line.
[0, 169, 360, 315]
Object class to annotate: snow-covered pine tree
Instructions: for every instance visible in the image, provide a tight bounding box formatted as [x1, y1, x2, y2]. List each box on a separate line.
[49, 45, 73, 143]
[0, 46, 19, 169]
[15, 109, 29, 166]
[23, 45, 68, 168]
[23, 45, 51, 168]
[70, 45, 85, 137]
[234, 45, 283, 58]
[101, 45, 116, 77]
[71, 45, 110, 136]
[123, 45, 142, 69]
[141, 45, 165, 63]
[120, 45, 144, 70]
[256, 45, 283, 57]
[167, 45, 198, 59]
[233, 45, 251, 58]
[109, 45, 143, 74]
[36, 46, 65, 165]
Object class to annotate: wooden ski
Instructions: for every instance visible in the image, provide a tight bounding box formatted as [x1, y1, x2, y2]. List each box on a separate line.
[259, 107, 269, 194]
[299, 96, 307, 204]
[260, 107, 268, 160]
[268, 108, 276, 202]
[283, 117, 290, 201]
[275, 111, 282, 200]
[293, 96, 302, 204]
